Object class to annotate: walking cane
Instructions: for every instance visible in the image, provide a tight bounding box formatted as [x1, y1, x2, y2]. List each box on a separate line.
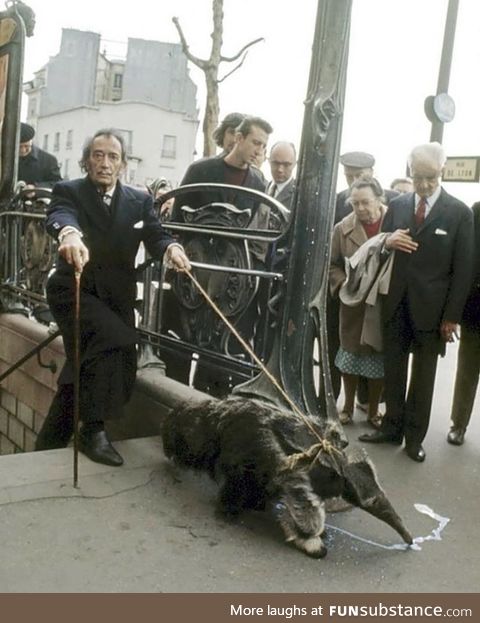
[73, 270, 81, 488]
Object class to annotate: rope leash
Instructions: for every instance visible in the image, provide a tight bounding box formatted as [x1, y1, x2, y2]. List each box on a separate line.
[182, 268, 342, 467]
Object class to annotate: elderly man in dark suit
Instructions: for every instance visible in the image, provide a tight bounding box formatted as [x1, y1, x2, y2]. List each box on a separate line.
[35, 128, 190, 466]
[18, 122, 62, 188]
[359, 142, 474, 462]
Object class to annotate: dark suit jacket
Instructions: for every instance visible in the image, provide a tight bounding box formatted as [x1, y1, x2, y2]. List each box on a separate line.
[45, 177, 174, 365]
[461, 201, 480, 330]
[382, 189, 474, 331]
[18, 145, 62, 187]
[171, 155, 266, 221]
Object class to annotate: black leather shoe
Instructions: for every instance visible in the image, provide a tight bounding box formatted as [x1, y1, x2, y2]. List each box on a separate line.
[79, 430, 124, 466]
[358, 430, 403, 445]
[447, 428, 465, 446]
[405, 445, 426, 462]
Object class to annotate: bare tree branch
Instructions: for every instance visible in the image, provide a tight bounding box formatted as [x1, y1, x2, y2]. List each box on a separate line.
[217, 52, 249, 83]
[210, 0, 224, 64]
[172, 16, 208, 70]
[220, 37, 264, 63]
[173, 0, 264, 156]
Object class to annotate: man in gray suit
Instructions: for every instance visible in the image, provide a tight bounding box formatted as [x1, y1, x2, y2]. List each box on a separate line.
[267, 141, 296, 210]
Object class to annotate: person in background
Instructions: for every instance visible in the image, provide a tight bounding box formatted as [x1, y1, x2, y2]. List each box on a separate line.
[329, 151, 397, 406]
[212, 112, 246, 156]
[446, 199, 480, 446]
[335, 151, 399, 225]
[266, 141, 296, 210]
[359, 142, 473, 462]
[330, 177, 387, 429]
[18, 122, 62, 189]
[390, 177, 414, 194]
[148, 177, 174, 222]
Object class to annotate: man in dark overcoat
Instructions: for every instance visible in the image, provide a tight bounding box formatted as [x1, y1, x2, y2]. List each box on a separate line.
[360, 142, 473, 462]
[35, 128, 190, 466]
[18, 122, 62, 188]
[446, 200, 480, 446]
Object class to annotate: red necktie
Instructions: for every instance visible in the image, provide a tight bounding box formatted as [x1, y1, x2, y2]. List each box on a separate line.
[415, 197, 427, 226]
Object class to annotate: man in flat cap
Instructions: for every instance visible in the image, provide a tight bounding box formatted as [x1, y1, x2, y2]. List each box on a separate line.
[335, 151, 399, 224]
[18, 122, 62, 189]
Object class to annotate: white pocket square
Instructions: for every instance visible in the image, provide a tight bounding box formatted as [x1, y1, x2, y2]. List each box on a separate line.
[435, 228, 447, 235]
[133, 220, 144, 229]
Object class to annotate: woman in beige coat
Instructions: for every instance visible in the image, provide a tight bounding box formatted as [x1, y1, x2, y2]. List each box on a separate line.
[329, 177, 387, 428]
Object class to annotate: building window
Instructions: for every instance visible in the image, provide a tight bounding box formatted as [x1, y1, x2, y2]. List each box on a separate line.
[66, 129, 73, 150]
[43, 134, 49, 150]
[162, 135, 176, 159]
[113, 73, 123, 89]
[53, 132, 60, 152]
[29, 98, 37, 117]
[63, 159, 69, 179]
[117, 129, 133, 156]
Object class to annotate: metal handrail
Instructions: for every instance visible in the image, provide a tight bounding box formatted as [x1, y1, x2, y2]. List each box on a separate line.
[1, 204, 285, 385]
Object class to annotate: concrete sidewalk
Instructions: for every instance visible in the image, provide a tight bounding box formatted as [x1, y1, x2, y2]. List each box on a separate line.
[0, 344, 479, 593]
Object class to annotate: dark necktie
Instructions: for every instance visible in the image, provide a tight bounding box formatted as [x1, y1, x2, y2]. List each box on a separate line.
[415, 197, 427, 226]
[101, 193, 112, 214]
[269, 183, 277, 197]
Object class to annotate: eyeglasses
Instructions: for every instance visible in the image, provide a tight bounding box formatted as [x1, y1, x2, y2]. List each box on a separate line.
[270, 160, 295, 168]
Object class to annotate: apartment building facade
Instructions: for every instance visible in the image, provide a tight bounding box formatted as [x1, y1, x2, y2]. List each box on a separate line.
[23, 28, 199, 186]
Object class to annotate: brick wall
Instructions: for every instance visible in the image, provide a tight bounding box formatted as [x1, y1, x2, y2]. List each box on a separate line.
[0, 389, 47, 454]
[0, 313, 207, 455]
[0, 314, 65, 455]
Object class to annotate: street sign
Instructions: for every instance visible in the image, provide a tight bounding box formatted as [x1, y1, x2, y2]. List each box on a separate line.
[443, 156, 480, 182]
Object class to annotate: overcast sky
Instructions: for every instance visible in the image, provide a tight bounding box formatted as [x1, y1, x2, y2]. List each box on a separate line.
[21, 0, 480, 204]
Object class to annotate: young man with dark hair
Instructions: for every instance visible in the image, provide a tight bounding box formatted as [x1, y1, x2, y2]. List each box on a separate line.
[171, 115, 272, 221]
